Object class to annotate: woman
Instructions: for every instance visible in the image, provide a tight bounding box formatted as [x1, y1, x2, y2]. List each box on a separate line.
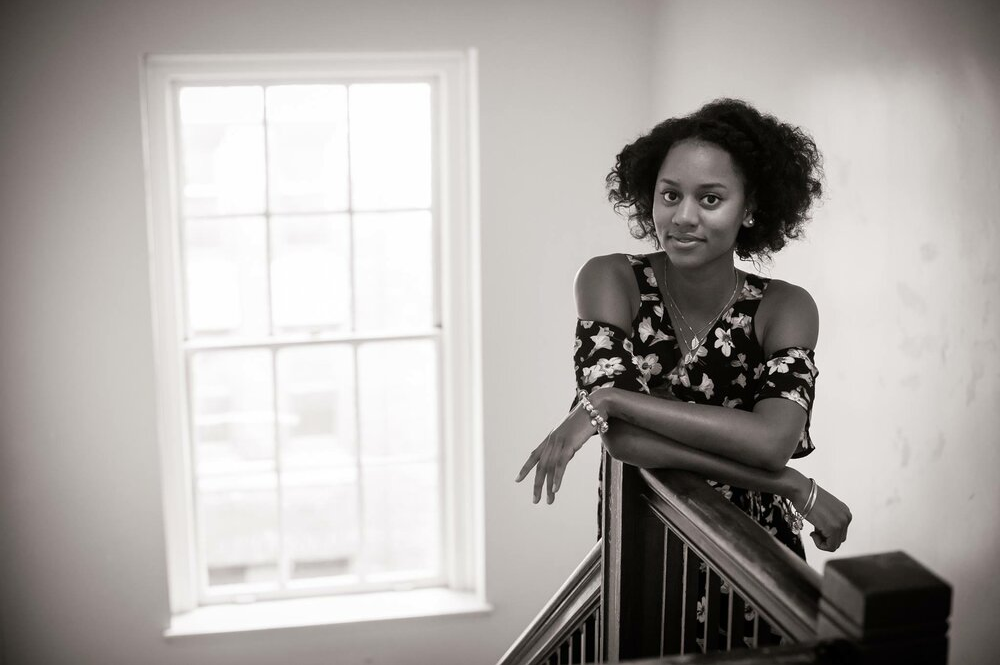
[516, 98, 851, 559]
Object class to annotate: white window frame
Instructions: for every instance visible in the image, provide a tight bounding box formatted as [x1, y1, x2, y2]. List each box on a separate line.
[141, 51, 485, 630]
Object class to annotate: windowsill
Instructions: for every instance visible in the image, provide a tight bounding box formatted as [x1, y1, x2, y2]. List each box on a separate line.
[165, 588, 493, 638]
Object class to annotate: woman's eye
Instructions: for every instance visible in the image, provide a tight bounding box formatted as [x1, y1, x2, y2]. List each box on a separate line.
[702, 194, 721, 206]
[662, 191, 679, 203]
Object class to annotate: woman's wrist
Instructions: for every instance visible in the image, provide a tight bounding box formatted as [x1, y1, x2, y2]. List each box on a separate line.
[588, 387, 616, 419]
[577, 389, 610, 434]
[782, 467, 811, 508]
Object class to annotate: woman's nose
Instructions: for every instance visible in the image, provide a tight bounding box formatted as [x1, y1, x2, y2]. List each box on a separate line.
[672, 199, 698, 227]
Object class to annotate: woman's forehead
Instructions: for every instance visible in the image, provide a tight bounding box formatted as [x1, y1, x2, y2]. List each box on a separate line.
[658, 139, 742, 184]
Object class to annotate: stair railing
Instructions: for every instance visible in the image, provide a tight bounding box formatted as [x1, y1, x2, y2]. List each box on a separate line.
[501, 451, 952, 665]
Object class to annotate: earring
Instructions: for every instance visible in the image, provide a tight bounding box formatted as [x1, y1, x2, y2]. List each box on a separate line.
[744, 217, 755, 228]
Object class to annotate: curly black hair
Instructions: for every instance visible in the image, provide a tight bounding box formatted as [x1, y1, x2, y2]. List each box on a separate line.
[606, 98, 824, 261]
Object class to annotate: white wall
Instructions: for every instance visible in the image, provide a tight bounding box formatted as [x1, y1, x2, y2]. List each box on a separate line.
[0, 1, 654, 663]
[650, 1, 1000, 662]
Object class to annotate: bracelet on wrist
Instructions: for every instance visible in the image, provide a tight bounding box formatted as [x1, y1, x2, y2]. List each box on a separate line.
[788, 477, 818, 535]
[801, 478, 819, 519]
[577, 389, 610, 434]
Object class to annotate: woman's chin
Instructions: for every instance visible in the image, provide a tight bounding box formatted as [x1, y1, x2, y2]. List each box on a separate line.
[663, 247, 705, 269]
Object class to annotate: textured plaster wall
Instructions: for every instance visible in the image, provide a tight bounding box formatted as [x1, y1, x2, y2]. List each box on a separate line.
[649, 1, 1000, 662]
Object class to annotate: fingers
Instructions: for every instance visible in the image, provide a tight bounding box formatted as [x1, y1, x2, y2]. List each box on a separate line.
[810, 526, 848, 552]
[544, 441, 568, 504]
[515, 447, 541, 483]
[810, 530, 839, 551]
[520, 418, 586, 504]
[533, 439, 555, 504]
[551, 449, 574, 496]
[546, 452, 570, 504]
[523, 436, 573, 505]
[532, 462, 545, 504]
[804, 488, 853, 551]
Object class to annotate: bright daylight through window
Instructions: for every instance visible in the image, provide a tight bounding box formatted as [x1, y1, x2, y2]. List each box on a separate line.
[183, 81, 440, 597]
[143, 53, 482, 623]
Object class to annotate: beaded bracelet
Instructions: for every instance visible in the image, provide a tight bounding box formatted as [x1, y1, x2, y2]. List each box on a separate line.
[577, 389, 610, 434]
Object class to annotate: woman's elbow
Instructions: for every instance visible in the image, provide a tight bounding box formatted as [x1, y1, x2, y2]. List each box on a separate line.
[758, 454, 788, 473]
[601, 430, 635, 464]
[758, 436, 798, 472]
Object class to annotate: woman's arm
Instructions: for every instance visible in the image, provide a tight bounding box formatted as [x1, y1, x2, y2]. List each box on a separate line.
[587, 279, 820, 472]
[592, 387, 806, 472]
[603, 420, 852, 551]
[516, 253, 643, 504]
[602, 420, 809, 502]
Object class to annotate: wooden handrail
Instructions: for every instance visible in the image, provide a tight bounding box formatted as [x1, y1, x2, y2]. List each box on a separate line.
[603, 454, 951, 663]
[497, 540, 602, 665]
[639, 468, 821, 641]
[501, 451, 951, 664]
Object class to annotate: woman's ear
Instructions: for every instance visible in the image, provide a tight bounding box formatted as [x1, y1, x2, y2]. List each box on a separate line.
[742, 205, 756, 228]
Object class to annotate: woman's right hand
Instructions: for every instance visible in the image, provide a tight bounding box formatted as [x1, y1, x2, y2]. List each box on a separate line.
[515, 400, 598, 505]
[794, 480, 852, 552]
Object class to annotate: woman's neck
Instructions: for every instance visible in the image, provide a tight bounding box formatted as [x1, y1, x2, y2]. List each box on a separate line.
[662, 251, 739, 319]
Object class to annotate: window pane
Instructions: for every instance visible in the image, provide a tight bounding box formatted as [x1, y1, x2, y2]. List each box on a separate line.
[192, 349, 280, 590]
[277, 345, 360, 582]
[191, 349, 275, 476]
[179, 86, 265, 216]
[277, 344, 356, 468]
[179, 86, 264, 124]
[266, 85, 349, 213]
[283, 467, 360, 581]
[349, 83, 432, 211]
[271, 215, 352, 332]
[353, 211, 433, 331]
[184, 216, 269, 337]
[363, 461, 440, 577]
[357, 339, 438, 460]
[200, 472, 280, 589]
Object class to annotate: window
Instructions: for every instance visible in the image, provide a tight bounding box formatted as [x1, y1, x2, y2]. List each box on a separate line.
[142, 52, 483, 627]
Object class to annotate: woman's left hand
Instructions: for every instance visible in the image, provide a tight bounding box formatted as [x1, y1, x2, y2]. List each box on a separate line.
[804, 484, 852, 552]
[515, 399, 599, 504]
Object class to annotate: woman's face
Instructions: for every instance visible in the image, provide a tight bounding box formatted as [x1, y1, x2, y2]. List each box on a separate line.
[652, 139, 751, 270]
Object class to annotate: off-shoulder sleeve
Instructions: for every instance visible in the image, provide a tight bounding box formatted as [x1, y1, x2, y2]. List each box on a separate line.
[753, 346, 818, 459]
[572, 319, 648, 399]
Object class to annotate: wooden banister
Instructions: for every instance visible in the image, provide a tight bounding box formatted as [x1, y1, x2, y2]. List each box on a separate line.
[638, 467, 821, 641]
[497, 540, 603, 665]
[816, 551, 951, 664]
[500, 450, 951, 665]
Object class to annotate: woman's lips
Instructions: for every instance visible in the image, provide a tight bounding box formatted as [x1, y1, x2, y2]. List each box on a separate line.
[668, 234, 704, 245]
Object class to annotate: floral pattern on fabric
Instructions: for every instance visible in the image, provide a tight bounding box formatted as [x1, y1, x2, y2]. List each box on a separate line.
[754, 346, 819, 459]
[575, 253, 820, 563]
[573, 321, 653, 395]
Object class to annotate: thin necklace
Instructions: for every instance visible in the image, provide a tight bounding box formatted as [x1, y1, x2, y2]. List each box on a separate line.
[662, 261, 741, 354]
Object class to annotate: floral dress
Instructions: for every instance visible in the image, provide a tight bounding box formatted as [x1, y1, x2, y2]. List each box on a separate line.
[573, 253, 820, 646]
[573, 253, 819, 558]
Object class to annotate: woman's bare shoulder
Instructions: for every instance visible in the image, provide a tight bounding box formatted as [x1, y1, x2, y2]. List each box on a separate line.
[574, 253, 639, 330]
[757, 278, 819, 353]
[575, 253, 634, 283]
